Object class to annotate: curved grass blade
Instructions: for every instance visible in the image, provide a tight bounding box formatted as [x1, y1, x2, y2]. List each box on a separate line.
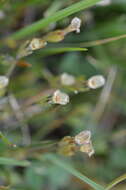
[10, 0, 101, 40]
[0, 157, 30, 167]
[44, 154, 105, 190]
[105, 173, 126, 190]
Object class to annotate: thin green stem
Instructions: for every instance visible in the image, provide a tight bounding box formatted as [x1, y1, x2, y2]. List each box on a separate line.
[105, 174, 126, 190]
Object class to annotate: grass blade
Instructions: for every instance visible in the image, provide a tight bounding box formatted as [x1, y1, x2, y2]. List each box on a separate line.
[44, 154, 105, 190]
[105, 173, 126, 190]
[10, 0, 101, 40]
[0, 157, 30, 167]
[40, 47, 87, 56]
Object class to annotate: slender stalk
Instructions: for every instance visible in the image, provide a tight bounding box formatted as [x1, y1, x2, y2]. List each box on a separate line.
[78, 33, 126, 47]
[105, 174, 126, 190]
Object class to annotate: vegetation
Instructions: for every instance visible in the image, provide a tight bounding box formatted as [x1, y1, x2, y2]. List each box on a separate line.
[0, 0, 126, 189]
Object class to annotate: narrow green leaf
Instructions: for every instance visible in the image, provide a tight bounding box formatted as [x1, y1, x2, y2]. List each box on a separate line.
[44, 154, 105, 190]
[40, 47, 87, 56]
[0, 157, 30, 167]
[105, 173, 126, 190]
[10, 0, 101, 40]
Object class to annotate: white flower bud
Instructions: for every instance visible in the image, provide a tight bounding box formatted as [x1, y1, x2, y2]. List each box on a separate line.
[70, 17, 81, 33]
[29, 38, 47, 50]
[0, 76, 9, 89]
[60, 73, 75, 86]
[97, 0, 111, 6]
[75, 130, 91, 145]
[87, 75, 105, 89]
[52, 90, 69, 105]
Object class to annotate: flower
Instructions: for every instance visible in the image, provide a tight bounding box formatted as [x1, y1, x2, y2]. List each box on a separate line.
[80, 141, 95, 157]
[75, 130, 91, 145]
[75, 130, 95, 157]
[87, 75, 105, 89]
[28, 38, 47, 50]
[52, 90, 69, 105]
[0, 76, 9, 89]
[60, 73, 75, 86]
[70, 17, 81, 33]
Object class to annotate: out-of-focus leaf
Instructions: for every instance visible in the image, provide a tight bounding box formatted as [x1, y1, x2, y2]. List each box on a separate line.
[43, 154, 105, 190]
[0, 157, 30, 167]
[40, 47, 87, 56]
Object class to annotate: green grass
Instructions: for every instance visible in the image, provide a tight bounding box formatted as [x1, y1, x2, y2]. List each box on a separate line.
[10, 0, 101, 40]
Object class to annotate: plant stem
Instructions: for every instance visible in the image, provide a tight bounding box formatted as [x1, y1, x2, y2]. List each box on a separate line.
[105, 173, 126, 190]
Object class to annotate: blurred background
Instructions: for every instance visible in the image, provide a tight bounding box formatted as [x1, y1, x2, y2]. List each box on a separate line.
[0, 0, 126, 189]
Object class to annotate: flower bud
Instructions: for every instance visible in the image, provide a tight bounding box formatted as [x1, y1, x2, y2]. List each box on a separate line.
[52, 90, 69, 105]
[70, 17, 81, 33]
[58, 136, 77, 156]
[29, 38, 47, 50]
[80, 141, 95, 157]
[87, 75, 105, 89]
[60, 73, 75, 86]
[75, 130, 91, 145]
[0, 76, 9, 89]
[43, 30, 65, 43]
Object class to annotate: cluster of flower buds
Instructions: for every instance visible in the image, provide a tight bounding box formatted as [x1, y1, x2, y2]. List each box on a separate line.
[75, 130, 95, 157]
[60, 73, 75, 86]
[17, 17, 81, 58]
[0, 76, 9, 89]
[87, 75, 105, 89]
[51, 90, 69, 105]
[58, 130, 94, 157]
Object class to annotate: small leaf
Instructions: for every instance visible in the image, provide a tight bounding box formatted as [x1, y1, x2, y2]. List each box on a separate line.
[0, 157, 30, 167]
[41, 47, 87, 56]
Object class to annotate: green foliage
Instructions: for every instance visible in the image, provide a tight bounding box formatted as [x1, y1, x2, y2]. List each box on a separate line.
[0, 0, 126, 190]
